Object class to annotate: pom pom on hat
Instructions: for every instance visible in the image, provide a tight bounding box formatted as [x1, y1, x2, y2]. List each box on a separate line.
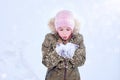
[54, 10, 75, 31]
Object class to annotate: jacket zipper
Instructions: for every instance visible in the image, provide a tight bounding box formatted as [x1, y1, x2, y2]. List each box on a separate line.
[64, 59, 67, 80]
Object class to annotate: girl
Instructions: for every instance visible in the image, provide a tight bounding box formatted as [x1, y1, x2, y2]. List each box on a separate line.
[42, 10, 86, 80]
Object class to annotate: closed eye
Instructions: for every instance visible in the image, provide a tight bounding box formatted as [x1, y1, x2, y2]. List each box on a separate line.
[59, 29, 63, 31]
[66, 28, 71, 31]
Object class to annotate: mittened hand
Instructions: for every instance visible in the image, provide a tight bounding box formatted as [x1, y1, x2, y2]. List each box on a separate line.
[65, 43, 79, 58]
[55, 43, 66, 57]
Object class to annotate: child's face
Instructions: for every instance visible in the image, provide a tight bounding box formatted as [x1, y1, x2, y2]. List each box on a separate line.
[57, 26, 72, 40]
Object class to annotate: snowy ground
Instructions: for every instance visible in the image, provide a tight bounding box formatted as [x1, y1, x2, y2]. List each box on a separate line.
[0, 0, 120, 80]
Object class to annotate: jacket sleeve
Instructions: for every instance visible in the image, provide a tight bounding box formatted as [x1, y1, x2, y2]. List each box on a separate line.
[42, 33, 64, 69]
[69, 34, 86, 68]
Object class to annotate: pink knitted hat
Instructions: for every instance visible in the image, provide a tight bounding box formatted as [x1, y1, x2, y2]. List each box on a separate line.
[54, 10, 75, 31]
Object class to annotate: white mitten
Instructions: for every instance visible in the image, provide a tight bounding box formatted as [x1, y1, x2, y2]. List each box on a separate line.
[65, 43, 79, 58]
[55, 43, 67, 58]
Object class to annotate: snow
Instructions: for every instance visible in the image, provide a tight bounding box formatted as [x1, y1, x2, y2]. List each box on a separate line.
[0, 0, 120, 80]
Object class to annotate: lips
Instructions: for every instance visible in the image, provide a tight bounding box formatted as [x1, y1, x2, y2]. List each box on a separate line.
[62, 36, 67, 40]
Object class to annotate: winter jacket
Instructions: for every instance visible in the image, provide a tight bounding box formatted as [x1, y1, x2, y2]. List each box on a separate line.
[42, 33, 86, 80]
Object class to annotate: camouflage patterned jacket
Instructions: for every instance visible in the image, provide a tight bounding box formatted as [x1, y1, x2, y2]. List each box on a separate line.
[42, 33, 86, 80]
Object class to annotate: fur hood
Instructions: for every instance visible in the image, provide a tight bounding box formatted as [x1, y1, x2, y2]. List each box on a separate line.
[48, 17, 80, 34]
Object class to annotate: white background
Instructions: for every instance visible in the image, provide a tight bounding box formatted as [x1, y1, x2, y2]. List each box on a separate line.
[0, 0, 120, 80]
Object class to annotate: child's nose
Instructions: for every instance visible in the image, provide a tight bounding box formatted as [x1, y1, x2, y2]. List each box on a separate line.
[63, 31, 67, 35]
